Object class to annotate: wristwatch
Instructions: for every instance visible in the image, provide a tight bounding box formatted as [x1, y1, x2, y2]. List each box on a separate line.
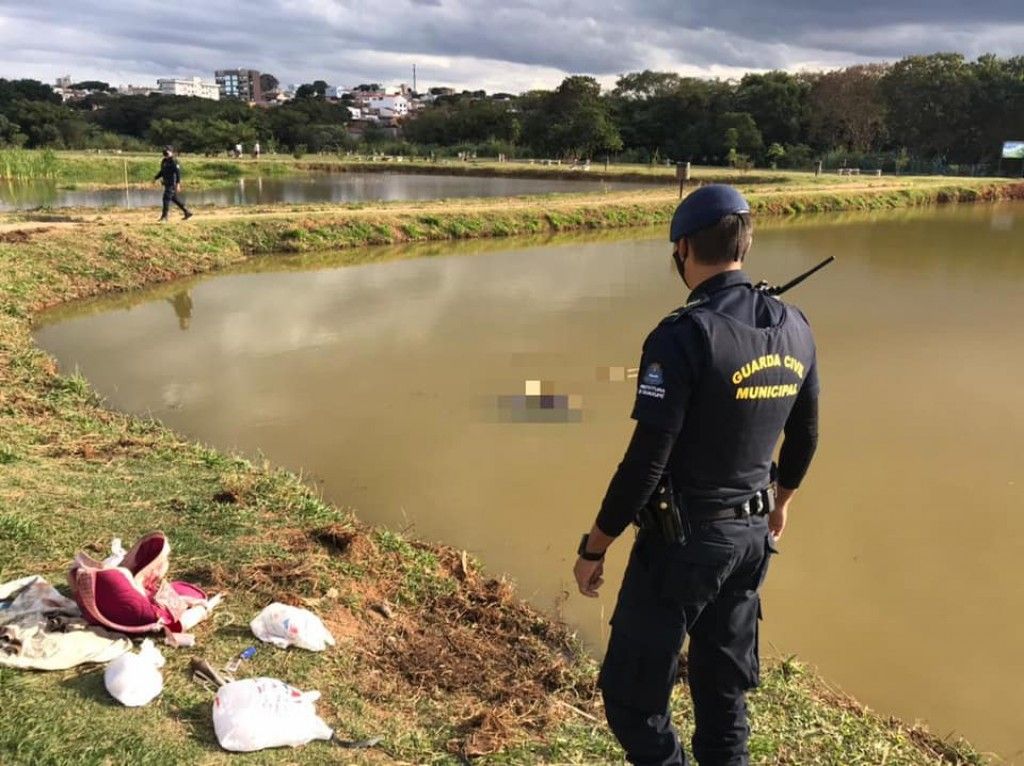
[577, 534, 605, 562]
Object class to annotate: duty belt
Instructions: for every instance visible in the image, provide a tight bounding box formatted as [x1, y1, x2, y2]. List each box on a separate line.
[684, 487, 776, 523]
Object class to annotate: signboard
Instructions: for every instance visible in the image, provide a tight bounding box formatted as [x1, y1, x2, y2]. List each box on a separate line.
[1003, 141, 1024, 160]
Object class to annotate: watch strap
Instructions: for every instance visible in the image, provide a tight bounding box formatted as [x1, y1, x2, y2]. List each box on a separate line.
[578, 533, 604, 561]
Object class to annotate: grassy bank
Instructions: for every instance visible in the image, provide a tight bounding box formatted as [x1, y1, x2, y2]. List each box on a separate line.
[0, 149, 293, 189]
[0, 188, 1002, 764]
[3, 178, 1020, 259]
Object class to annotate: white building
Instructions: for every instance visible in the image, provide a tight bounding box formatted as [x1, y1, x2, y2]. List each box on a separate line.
[158, 77, 220, 100]
[367, 95, 409, 118]
[119, 84, 158, 97]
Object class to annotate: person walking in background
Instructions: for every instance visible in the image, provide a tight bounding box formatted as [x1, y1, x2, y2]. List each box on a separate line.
[253, 141, 261, 160]
[154, 146, 192, 222]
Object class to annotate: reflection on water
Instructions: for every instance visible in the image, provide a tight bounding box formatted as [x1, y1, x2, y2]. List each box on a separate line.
[34, 203, 1024, 761]
[166, 291, 193, 330]
[0, 173, 653, 211]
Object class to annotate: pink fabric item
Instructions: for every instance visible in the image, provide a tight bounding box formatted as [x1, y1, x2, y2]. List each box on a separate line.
[68, 532, 208, 637]
[70, 567, 162, 634]
[121, 533, 170, 595]
[92, 569, 161, 629]
[170, 581, 207, 600]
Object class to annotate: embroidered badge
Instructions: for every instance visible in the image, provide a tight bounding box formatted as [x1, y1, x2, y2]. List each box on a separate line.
[638, 363, 666, 400]
[642, 363, 664, 386]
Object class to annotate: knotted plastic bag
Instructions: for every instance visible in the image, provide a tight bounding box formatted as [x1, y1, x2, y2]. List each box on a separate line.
[103, 639, 165, 706]
[249, 603, 335, 651]
[212, 677, 333, 752]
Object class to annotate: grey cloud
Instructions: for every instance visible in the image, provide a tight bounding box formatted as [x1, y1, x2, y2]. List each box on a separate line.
[0, 0, 1020, 92]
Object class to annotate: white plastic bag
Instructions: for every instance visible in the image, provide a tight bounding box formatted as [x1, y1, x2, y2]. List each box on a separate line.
[249, 603, 336, 651]
[103, 639, 165, 707]
[212, 677, 334, 752]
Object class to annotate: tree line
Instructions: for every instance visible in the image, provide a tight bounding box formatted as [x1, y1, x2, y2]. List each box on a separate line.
[1, 53, 1022, 173]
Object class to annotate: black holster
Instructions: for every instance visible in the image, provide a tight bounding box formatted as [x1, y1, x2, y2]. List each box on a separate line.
[637, 475, 685, 543]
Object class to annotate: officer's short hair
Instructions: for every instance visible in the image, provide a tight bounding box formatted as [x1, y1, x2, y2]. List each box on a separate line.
[688, 214, 754, 265]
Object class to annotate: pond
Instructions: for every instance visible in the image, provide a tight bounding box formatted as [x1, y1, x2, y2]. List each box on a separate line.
[0, 172, 655, 211]
[34, 203, 1024, 761]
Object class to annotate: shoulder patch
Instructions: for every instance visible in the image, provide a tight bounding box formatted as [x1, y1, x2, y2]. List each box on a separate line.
[642, 362, 664, 386]
[659, 296, 709, 325]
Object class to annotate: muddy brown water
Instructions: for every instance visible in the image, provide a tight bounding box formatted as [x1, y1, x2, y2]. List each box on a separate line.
[34, 204, 1024, 761]
[0, 173, 652, 211]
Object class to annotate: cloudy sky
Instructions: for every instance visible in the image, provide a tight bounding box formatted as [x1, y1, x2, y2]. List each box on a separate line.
[1, 0, 1021, 93]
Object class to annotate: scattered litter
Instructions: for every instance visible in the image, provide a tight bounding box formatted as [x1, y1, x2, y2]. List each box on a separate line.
[250, 603, 335, 651]
[212, 677, 334, 752]
[104, 639, 165, 707]
[68, 532, 222, 646]
[333, 734, 383, 749]
[224, 646, 257, 675]
[101, 538, 127, 568]
[0, 575, 131, 670]
[191, 656, 231, 690]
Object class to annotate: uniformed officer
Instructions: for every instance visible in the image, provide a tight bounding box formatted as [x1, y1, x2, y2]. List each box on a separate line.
[573, 185, 820, 765]
[154, 146, 193, 222]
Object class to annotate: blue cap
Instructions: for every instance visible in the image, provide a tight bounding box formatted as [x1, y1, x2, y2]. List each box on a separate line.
[669, 184, 750, 242]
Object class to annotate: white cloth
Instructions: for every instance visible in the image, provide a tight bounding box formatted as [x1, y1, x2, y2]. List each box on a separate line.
[0, 575, 131, 670]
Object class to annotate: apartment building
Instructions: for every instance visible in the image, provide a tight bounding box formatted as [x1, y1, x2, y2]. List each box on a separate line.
[215, 69, 262, 102]
[157, 76, 220, 100]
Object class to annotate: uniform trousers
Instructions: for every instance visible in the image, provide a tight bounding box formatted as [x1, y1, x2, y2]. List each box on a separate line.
[161, 186, 190, 219]
[599, 515, 774, 766]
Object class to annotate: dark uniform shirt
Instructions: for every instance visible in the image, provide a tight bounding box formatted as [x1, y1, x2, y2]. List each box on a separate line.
[154, 157, 181, 187]
[596, 270, 819, 537]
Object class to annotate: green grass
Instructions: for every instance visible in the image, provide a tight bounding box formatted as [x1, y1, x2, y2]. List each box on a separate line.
[0, 187, 1006, 764]
[0, 149, 292, 188]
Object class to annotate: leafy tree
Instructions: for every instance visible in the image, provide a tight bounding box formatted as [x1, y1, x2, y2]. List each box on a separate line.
[806, 65, 888, 152]
[149, 118, 257, 154]
[259, 73, 280, 94]
[520, 76, 622, 158]
[716, 112, 763, 160]
[964, 54, 1024, 167]
[264, 99, 350, 150]
[295, 80, 329, 100]
[0, 114, 27, 146]
[70, 81, 112, 92]
[610, 76, 731, 161]
[880, 54, 974, 161]
[734, 71, 810, 147]
[402, 98, 518, 145]
[612, 70, 684, 100]
[5, 100, 90, 148]
[0, 79, 59, 106]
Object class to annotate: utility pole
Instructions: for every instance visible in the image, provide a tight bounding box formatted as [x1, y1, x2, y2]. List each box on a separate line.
[413, 64, 417, 94]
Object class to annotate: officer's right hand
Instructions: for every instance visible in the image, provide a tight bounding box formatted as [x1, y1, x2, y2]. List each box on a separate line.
[574, 558, 604, 598]
[768, 503, 788, 541]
